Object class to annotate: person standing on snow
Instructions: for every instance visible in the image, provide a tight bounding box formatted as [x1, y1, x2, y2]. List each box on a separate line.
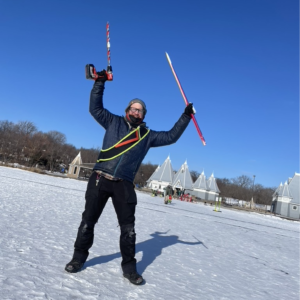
[65, 70, 195, 285]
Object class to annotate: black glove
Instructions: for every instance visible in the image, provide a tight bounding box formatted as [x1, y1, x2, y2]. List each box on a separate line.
[184, 103, 195, 116]
[95, 69, 108, 82]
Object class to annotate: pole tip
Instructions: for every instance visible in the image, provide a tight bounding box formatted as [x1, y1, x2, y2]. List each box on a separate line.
[165, 52, 171, 63]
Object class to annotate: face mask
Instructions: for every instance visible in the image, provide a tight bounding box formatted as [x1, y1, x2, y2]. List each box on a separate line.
[128, 114, 142, 124]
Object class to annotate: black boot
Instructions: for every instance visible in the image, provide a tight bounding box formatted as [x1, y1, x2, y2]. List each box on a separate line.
[123, 272, 144, 285]
[65, 259, 84, 273]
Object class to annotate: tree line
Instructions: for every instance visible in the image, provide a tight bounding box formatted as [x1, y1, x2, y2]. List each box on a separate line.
[0, 120, 99, 172]
[1, 120, 275, 205]
[216, 175, 275, 205]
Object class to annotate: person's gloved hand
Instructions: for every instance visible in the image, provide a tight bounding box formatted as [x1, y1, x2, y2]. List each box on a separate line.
[184, 103, 195, 116]
[95, 69, 108, 82]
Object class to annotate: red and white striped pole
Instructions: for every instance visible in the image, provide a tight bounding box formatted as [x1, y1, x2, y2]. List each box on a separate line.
[106, 22, 113, 80]
[165, 52, 206, 146]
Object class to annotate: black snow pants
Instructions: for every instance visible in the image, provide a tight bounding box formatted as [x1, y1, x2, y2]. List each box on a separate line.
[72, 171, 137, 274]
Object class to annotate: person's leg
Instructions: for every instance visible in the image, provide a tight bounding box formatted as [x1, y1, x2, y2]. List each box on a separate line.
[111, 180, 137, 274]
[72, 173, 111, 263]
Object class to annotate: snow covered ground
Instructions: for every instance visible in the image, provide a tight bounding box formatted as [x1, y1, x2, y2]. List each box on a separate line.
[0, 166, 299, 300]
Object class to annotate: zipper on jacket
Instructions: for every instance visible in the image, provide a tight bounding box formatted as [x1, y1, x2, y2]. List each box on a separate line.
[113, 121, 131, 176]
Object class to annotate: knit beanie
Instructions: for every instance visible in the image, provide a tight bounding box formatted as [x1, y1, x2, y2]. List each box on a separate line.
[125, 98, 147, 116]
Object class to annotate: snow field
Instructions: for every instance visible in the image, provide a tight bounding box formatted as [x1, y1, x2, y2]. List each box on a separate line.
[0, 166, 299, 300]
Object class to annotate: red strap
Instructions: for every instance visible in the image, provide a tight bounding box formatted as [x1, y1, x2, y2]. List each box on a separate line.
[115, 131, 139, 148]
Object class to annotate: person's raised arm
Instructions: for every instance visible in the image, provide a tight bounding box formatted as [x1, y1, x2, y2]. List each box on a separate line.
[150, 103, 195, 147]
[89, 70, 115, 129]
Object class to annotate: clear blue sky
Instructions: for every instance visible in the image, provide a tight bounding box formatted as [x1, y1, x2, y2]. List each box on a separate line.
[0, 0, 298, 188]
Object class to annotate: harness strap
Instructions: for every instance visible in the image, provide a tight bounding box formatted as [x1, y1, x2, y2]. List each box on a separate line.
[97, 126, 150, 162]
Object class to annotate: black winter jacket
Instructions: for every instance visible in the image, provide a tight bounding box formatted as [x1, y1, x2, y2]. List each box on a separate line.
[90, 81, 191, 183]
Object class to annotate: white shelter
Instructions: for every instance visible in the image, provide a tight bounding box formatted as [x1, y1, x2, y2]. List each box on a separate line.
[206, 173, 220, 201]
[271, 173, 300, 219]
[172, 161, 193, 193]
[146, 156, 221, 201]
[192, 171, 207, 200]
[147, 156, 173, 192]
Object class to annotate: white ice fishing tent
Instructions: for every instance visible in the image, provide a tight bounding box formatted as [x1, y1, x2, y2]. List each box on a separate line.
[147, 156, 174, 192]
[191, 171, 208, 200]
[206, 173, 220, 201]
[271, 173, 300, 219]
[146, 165, 160, 187]
[172, 161, 193, 193]
[146, 156, 222, 200]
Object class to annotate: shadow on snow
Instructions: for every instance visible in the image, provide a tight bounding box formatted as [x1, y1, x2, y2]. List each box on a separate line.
[84, 231, 205, 274]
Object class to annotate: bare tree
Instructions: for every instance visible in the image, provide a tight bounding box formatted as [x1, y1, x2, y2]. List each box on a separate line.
[61, 144, 78, 166]
[14, 121, 38, 162]
[217, 176, 275, 206]
[254, 184, 275, 205]
[135, 162, 158, 187]
[190, 170, 200, 182]
[80, 147, 100, 163]
[0, 120, 16, 163]
[23, 131, 49, 167]
[231, 175, 253, 189]
[45, 131, 67, 171]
